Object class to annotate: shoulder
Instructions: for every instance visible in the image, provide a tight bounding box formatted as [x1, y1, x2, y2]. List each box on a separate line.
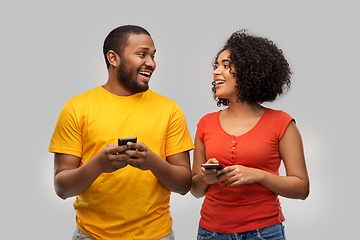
[145, 89, 177, 104]
[265, 108, 294, 122]
[200, 111, 220, 121]
[67, 87, 101, 105]
[198, 111, 220, 127]
[145, 90, 182, 114]
[264, 108, 295, 139]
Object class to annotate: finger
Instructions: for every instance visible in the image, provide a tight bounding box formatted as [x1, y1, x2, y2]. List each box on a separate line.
[220, 174, 236, 185]
[124, 149, 141, 158]
[203, 168, 217, 174]
[107, 146, 127, 156]
[128, 142, 147, 152]
[126, 157, 142, 168]
[207, 158, 219, 164]
[225, 180, 241, 187]
[215, 172, 228, 181]
[115, 145, 129, 154]
[110, 151, 130, 161]
[203, 176, 218, 185]
[112, 160, 127, 168]
[221, 166, 235, 173]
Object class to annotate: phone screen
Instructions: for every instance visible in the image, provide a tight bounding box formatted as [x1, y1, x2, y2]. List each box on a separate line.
[118, 137, 137, 146]
[201, 163, 224, 170]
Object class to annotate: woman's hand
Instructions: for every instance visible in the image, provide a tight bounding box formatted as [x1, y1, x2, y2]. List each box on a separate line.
[201, 158, 224, 185]
[218, 165, 263, 187]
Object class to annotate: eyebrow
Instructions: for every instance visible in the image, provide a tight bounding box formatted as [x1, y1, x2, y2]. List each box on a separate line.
[215, 59, 230, 65]
[137, 47, 156, 53]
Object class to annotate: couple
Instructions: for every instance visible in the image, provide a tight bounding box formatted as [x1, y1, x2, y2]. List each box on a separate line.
[49, 25, 309, 240]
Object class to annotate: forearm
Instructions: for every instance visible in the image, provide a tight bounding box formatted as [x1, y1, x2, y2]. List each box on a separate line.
[150, 156, 191, 195]
[259, 170, 309, 200]
[190, 172, 209, 198]
[54, 158, 102, 199]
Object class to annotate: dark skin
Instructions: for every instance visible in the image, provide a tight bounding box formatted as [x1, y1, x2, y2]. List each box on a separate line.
[54, 34, 191, 199]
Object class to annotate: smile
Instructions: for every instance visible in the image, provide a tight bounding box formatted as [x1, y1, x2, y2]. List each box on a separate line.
[215, 80, 225, 85]
[139, 71, 151, 77]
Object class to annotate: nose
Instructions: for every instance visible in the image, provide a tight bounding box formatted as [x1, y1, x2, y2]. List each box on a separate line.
[213, 66, 221, 76]
[145, 56, 156, 70]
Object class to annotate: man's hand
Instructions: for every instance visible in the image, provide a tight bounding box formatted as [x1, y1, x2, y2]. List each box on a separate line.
[123, 142, 191, 195]
[96, 144, 131, 173]
[54, 144, 131, 199]
[123, 142, 156, 170]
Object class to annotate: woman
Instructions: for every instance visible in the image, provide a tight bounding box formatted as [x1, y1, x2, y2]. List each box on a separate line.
[191, 30, 309, 240]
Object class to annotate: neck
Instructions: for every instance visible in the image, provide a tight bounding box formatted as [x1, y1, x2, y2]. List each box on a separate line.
[103, 69, 133, 96]
[226, 100, 265, 118]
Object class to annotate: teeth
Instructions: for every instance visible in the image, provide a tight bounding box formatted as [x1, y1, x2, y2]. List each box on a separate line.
[215, 80, 225, 85]
[140, 71, 151, 76]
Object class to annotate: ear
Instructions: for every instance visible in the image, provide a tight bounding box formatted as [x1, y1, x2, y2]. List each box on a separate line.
[106, 50, 121, 68]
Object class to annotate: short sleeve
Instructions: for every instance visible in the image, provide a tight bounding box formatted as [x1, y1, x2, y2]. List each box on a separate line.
[164, 103, 194, 157]
[197, 115, 207, 141]
[275, 110, 295, 141]
[49, 102, 83, 157]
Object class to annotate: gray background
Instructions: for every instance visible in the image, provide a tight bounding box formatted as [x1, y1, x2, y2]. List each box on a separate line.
[1, 1, 358, 239]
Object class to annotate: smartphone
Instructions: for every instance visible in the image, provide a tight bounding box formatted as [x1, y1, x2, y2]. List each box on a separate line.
[118, 137, 137, 146]
[201, 163, 224, 170]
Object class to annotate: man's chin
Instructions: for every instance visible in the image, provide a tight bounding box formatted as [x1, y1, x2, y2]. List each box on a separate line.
[131, 83, 149, 94]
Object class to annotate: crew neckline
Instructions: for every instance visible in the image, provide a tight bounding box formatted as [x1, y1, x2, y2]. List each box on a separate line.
[99, 86, 147, 100]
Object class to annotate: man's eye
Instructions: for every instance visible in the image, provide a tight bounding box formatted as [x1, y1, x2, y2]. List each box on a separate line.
[138, 53, 145, 57]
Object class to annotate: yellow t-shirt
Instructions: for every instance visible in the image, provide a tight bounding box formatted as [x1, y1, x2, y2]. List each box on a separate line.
[49, 86, 194, 240]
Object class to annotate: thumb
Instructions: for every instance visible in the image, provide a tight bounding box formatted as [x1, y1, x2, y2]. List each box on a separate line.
[207, 158, 219, 164]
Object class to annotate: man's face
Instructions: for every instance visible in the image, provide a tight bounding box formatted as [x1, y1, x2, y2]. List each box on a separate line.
[116, 34, 156, 94]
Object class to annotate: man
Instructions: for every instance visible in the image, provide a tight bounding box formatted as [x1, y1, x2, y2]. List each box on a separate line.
[49, 25, 194, 240]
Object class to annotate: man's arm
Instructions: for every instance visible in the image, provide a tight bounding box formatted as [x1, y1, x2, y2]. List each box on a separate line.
[54, 144, 130, 199]
[125, 142, 192, 195]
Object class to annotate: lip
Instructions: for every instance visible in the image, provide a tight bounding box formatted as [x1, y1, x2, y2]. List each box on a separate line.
[138, 70, 153, 82]
[214, 78, 226, 88]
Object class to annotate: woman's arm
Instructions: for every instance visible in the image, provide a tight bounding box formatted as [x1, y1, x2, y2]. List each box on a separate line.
[190, 131, 222, 198]
[219, 121, 310, 200]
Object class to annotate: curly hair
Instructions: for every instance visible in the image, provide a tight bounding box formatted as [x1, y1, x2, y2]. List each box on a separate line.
[212, 30, 292, 106]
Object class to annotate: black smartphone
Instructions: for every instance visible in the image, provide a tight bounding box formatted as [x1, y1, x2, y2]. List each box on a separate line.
[201, 163, 224, 170]
[118, 137, 137, 146]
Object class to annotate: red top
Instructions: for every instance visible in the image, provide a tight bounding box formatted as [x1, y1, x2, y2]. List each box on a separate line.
[197, 108, 294, 233]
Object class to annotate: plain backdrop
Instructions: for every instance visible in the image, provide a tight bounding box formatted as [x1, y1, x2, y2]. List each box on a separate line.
[1, 1, 359, 239]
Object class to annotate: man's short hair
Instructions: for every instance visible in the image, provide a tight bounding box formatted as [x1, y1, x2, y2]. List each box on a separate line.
[103, 25, 151, 68]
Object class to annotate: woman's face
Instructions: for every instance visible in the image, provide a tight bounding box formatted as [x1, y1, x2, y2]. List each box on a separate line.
[213, 49, 237, 100]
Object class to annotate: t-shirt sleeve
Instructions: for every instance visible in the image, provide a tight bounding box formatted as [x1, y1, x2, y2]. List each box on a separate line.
[49, 102, 83, 157]
[197, 115, 207, 141]
[275, 110, 295, 141]
[165, 103, 194, 157]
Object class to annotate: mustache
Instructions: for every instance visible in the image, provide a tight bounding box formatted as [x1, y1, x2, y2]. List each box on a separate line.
[138, 66, 154, 72]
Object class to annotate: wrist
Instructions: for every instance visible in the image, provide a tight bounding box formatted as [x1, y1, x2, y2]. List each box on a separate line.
[256, 168, 267, 184]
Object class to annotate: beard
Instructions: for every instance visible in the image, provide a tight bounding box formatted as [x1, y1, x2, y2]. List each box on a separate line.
[116, 58, 149, 95]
